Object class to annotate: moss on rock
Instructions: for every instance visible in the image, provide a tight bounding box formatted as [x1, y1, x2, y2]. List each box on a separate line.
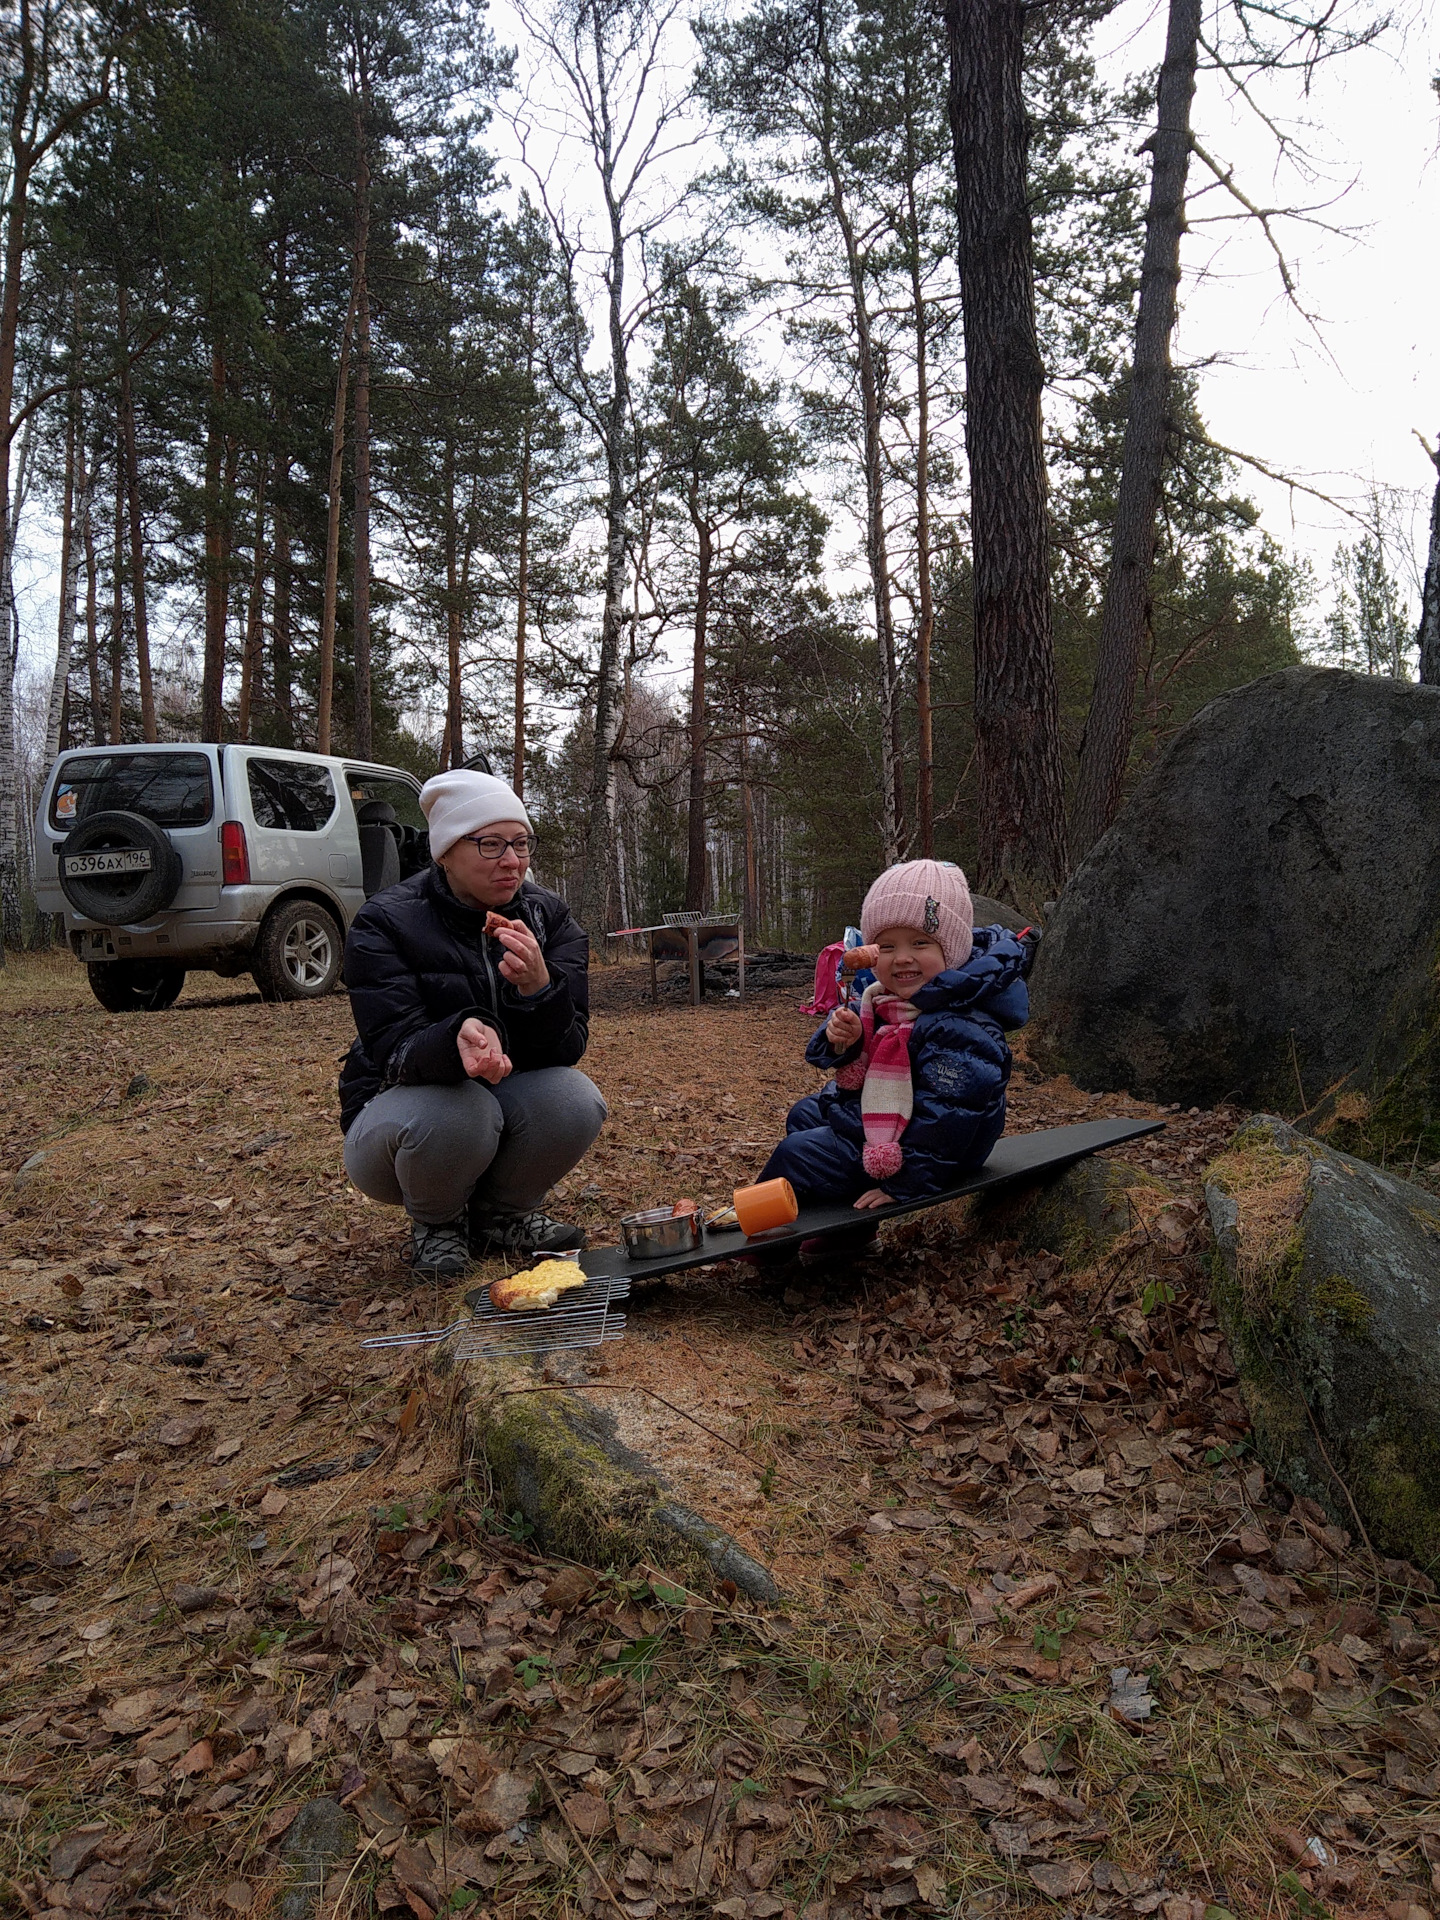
[1204, 1115, 1440, 1573]
[1307, 929, 1440, 1168]
[1311, 1272, 1375, 1336]
[971, 1154, 1170, 1271]
[461, 1357, 780, 1601]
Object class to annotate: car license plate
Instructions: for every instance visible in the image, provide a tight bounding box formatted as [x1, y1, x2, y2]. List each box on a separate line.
[61, 848, 152, 877]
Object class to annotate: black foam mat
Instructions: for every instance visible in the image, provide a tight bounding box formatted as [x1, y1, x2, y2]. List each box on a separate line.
[578, 1115, 1165, 1283]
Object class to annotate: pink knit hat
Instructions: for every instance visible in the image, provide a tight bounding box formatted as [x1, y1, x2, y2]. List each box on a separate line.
[860, 859, 974, 970]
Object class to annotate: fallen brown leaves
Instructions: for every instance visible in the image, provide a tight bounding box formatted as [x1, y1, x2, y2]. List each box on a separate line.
[1, 954, 1439, 1920]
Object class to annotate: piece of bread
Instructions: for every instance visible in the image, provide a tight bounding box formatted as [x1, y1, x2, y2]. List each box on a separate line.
[489, 1260, 587, 1313]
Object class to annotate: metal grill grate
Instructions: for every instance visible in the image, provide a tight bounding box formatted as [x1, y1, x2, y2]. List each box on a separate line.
[361, 1272, 631, 1359]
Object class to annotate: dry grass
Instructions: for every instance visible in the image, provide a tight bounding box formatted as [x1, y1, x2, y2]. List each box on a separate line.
[1205, 1143, 1310, 1315]
[1, 951, 1436, 1920]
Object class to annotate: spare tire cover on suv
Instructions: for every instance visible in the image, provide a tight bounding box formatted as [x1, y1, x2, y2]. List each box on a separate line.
[58, 809, 184, 924]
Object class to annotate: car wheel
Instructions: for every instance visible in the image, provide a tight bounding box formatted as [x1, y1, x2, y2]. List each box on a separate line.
[87, 961, 187, 1013]
[253, 899, 343, 1001]
[59, 809, 183, 924]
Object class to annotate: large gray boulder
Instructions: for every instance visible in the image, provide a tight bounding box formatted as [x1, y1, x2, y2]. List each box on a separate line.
[1204, 1114, 1440, 1574]
[970, 1155, 1170, 1269]
[1029, 666, 1440, 1156]
[971, 893, 1032, 934]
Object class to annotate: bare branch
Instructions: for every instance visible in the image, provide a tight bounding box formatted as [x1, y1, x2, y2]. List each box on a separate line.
[1183, 425, 1375, 529]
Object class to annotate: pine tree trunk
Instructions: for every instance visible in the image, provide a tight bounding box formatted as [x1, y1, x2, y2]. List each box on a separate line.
[459, 475, 478, 768]
[45, 377, 88, 766]
[0, 113, 33, 952]
[351, 114, 373, 759]
[118, 283, 156, 741]
[199, 337, 232, 737]
[944, 0, 1068, 898]
[0, 544, 17, 949]
[83, 464, 102, 744]
[1419, 442, 1440, 686]
[0, 414, 34, 945]
[109, 449, 125, 745]
[684, 516, 712, 912]
[272, 468, 294, 746]
[201, 333, 228, 740]
[513, 332, 534, 799]
[317, 285, 358, 755]
[270, 232, 296, 747]
[1073, 0, 1201, 853]
[443, 436, 463, 769]
[579, 22, 630, 942]
[236, 459, 267, 741]
[815, 17, 901, 860]
[905, 152, 935, 858]
[740, 686, 758, 942]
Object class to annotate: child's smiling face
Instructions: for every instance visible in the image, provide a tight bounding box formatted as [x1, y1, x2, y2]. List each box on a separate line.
[873, 926, 947, 999]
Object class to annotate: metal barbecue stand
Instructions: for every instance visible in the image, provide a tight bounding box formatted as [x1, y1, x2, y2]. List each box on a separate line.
[606, 909, 746, 1005]
[361, 1270, 631, 1359]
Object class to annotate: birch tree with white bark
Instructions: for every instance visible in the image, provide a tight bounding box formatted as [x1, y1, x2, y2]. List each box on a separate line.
[507, 0, 697, 940]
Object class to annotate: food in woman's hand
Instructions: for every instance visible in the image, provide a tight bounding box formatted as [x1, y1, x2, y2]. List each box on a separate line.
[489, 1260, 587, 1312]
[484, 911, 523, 938]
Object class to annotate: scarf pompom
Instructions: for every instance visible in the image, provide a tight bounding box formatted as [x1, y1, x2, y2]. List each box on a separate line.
[862, 1141, 904, 1180]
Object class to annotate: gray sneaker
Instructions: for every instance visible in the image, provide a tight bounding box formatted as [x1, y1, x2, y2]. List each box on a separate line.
[408, 1217, 472, 1279]
[469, 1206, 585, 1259]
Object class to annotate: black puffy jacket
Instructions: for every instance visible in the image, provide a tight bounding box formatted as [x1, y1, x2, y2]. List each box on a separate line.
[338, 865, 590, 1134]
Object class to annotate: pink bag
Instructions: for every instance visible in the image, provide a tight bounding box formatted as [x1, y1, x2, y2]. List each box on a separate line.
[801, 941, 845, 1015]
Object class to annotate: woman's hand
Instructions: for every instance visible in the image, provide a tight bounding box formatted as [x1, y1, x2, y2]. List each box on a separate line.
[853, 1188, 891, 1210]
[494, 922, 550, 996]
[457, 1017, 512, 1084]
[825, 1006, 862, 1050]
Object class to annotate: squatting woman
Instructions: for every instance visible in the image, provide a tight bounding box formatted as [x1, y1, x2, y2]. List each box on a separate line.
[338, 769, 606, 1278]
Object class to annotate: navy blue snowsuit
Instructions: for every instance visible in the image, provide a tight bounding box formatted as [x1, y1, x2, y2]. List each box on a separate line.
[758, 926, 1031, 1204]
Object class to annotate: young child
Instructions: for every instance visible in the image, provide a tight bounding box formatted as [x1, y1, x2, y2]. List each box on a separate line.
[757, 859, 1034, 1209]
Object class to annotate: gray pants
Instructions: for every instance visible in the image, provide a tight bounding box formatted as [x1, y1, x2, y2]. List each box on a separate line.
[343, 1068, 607, 1225]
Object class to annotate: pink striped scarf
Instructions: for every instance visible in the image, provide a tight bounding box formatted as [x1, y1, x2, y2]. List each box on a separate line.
[834, 981, 919, 1181]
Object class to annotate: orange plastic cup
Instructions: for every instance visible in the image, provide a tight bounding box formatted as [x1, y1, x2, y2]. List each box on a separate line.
[732, 1177, 799, 1236]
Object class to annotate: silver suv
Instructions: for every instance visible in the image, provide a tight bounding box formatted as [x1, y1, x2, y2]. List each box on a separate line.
[33, 743, 440, 1012]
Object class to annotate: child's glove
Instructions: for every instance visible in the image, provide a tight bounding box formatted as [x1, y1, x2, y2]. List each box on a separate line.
[825, 1006, 863, 1050]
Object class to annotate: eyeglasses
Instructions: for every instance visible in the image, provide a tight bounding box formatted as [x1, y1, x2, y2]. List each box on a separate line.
[463, 831, 537, 860]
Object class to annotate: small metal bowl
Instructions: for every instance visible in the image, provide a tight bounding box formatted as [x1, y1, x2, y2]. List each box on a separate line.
[621, 1206, 701, 1259]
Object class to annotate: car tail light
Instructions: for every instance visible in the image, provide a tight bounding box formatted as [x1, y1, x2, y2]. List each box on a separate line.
[221, 820, 250, 886]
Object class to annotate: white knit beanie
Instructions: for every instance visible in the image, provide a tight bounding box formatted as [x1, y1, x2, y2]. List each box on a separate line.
[419, 770, 531, 860]
[860, 859, 974, 970]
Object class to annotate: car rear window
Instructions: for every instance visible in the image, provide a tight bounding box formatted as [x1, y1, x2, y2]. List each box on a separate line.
[247, 757, 337, 832]
[344, 772, 426, 831]
[50, 752, 214, 832]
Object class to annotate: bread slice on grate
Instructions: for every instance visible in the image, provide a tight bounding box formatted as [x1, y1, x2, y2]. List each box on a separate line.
[489, 1260, 587, 1313]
